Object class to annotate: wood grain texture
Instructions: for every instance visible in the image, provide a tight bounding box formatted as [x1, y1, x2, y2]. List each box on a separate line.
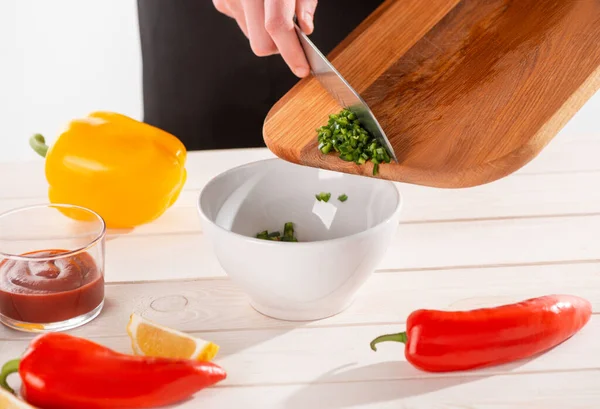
[4, 166, 600, 236]
[2, 261, 599, 340]
[1, 134, 597, 283]
[1, 267, 599, 408]
[174, 371, 600, 409]
[1, 134, 600, 242]
[0, 129, 599, 407]
[2, 319, 599, 385]
[95, 213, 600, 281]
[0, 132, 595, 201]
[263, 0, 600, 188]
[0, 208, 586, 283]
[171, 371, 600, 408]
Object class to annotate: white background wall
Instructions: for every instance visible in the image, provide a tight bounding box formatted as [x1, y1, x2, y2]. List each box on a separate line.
[0, 0, 142, 163]
[0, 0, 598, 164]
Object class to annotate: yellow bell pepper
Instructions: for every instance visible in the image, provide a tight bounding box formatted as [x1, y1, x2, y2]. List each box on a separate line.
[30, 112, 187, 229]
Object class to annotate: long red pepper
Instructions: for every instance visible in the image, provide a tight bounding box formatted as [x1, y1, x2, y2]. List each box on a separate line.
[0, 332, 226, 409]
[370, 294, 592, 372]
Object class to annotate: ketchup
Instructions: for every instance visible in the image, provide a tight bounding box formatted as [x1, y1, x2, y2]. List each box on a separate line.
[0, 249, 104, 323]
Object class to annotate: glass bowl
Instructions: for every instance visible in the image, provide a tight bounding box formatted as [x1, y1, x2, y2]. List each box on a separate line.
[0, 203, 105, 332]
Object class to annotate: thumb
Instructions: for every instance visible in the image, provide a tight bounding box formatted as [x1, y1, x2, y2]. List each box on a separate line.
[296, 0, 318, 35]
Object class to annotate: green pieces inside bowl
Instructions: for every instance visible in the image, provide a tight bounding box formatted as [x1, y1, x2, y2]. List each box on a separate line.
[256, 222, 298, 242]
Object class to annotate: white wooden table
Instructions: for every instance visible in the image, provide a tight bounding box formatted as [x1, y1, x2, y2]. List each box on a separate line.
[0, 130, 599, 407]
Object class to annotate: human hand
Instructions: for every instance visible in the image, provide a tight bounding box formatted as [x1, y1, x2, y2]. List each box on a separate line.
[212, 0, 317, 78]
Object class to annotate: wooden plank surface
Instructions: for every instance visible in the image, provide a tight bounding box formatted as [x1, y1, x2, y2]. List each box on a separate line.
[3, 168, 600, 236]
[1, 169, 599, 248]
[0, 123, 598, 407]
[2, 317, 600, 385]
[1, 265, 599, 407]
[0, 132, 597, 201]
[168, 371, 600, 409]
[2, 261, 599, 340]
[80, 212, 600, 282]
[0, 133, 598, 282]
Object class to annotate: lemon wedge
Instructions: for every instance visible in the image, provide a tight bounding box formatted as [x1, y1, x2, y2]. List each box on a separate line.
[126, 313, 219, 361]
[0, 388, 37, 409]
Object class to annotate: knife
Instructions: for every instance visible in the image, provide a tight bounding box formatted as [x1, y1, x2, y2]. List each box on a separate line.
[293, 23, 397, 162]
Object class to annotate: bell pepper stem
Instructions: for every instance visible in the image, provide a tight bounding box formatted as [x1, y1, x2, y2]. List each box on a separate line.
[29, 133, 49, 158]
[370, 332, 408, 352]
[0, 359, 20, 394]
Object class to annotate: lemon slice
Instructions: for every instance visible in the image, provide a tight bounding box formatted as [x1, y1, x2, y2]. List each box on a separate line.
[0, 388, 37, 409]
[126, 313, 219, 361]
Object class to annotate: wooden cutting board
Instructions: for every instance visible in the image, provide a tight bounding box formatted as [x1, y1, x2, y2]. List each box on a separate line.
[263, 0, 600, 188]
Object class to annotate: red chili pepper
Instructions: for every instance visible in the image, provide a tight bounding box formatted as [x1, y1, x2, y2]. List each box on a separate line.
[0, 332, 226, 409]
[370, 294, 592, 372]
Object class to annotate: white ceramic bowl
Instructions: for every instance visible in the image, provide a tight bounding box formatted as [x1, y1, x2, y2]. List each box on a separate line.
[197, 158, 402, 321]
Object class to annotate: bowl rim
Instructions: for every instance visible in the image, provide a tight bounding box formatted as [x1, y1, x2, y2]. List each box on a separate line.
[196, 158, 403, 247]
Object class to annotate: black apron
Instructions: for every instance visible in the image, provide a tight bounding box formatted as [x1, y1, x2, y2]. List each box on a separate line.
[137, 0, 384, 151]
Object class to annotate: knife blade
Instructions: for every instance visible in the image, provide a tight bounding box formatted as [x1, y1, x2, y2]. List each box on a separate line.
[293, 23, 397, 162]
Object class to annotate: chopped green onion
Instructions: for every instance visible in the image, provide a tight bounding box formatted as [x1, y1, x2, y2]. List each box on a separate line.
[320, 143, 332, 154]
[256, 222, 298, 242]
[315, 192, 331, 202]
[338, 194, 348, 202]
[256, 230, 269, 240]
[316, 108, 391, 175]
[283, 222, 294, 239]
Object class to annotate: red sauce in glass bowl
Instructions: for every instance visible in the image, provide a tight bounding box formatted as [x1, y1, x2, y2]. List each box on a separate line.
[0, 249, 104, 323]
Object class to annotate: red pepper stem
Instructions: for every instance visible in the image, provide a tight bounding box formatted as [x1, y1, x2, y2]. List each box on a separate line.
[29, 134, 49, 158]
[370, 332, 408, 352]
[0, 359, 20, 394]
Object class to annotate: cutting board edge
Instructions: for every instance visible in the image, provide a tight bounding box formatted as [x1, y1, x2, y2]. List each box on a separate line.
[263, 61, 600, 189]
[262, 0, 600, 189]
